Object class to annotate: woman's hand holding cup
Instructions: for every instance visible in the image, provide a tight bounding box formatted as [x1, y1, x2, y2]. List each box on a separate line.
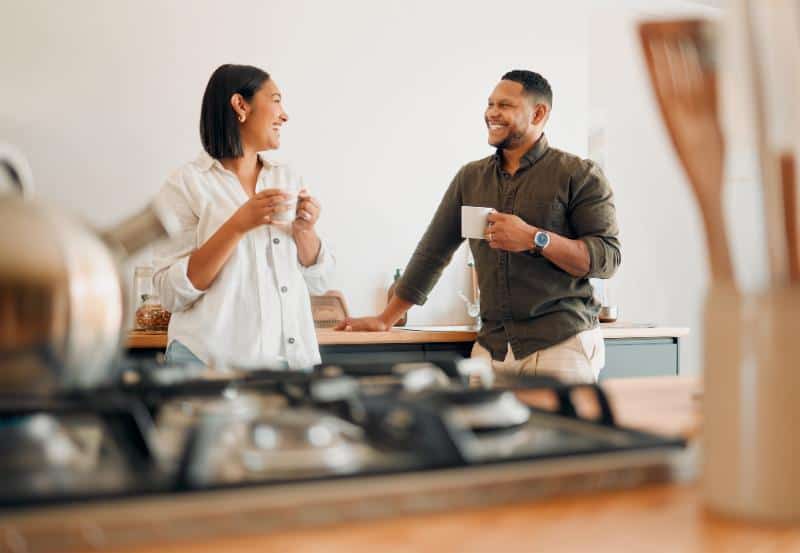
[292, 188, 321, 232]
[230, 188, 288, 233]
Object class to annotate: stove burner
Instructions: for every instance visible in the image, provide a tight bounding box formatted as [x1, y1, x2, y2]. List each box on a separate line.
[0, 357, 684, 514]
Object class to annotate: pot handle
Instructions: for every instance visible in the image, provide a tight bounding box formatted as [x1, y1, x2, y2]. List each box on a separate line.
[0, 143, 35, 198]
[100, 195, 181, 258]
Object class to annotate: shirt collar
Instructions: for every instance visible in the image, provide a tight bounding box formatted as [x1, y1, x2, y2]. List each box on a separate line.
[193, 150, 280, 172]
[492, 133, 549, 171]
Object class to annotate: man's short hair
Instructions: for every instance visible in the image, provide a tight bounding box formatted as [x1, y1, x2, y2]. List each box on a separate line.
[501, 70, 553, 108]
[200, 64, 270, 159]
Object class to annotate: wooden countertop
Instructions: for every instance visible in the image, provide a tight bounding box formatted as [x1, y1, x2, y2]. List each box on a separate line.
[97, 376, 800, 553]
[127, 324, 690, 349]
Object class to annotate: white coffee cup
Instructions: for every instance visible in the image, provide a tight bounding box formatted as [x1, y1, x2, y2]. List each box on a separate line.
[272, 166, 301, 224]
[461, 206, 494, 239]
[271, 192, 298, 224]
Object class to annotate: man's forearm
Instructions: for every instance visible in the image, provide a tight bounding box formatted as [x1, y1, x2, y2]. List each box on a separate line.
[380, 295, 415, 327]
[534, 227, 591, 277]
[294, 228, 321, 267]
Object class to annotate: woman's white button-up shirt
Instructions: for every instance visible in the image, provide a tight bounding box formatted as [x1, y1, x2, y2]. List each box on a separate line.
[153, 151, 334, 369]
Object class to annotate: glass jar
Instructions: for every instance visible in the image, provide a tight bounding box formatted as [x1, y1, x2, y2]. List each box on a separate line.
[133, 266, 169, 331]
[133, 266, 154, 309]
[135, 294, 171, 331]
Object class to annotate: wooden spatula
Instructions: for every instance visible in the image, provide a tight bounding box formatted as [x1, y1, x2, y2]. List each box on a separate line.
[639, 20, 734, 283]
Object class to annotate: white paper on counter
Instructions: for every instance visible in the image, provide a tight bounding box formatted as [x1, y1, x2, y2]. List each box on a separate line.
[396, 325, 478, 332]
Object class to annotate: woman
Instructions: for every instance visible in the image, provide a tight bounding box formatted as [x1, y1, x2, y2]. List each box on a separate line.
[153, 64, 334, 370]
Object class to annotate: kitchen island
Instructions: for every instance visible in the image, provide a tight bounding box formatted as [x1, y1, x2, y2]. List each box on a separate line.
[128, 323, 690, 379]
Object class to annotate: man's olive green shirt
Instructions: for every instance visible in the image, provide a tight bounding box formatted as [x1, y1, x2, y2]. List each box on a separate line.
[395, 135, 621, 362]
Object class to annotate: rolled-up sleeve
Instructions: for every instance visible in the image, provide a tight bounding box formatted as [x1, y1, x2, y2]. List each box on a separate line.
[152, 172, 205, 313]
[395, 169, 465, 305]
[570, 162, 622, 279]
[300, 237, 335, 295]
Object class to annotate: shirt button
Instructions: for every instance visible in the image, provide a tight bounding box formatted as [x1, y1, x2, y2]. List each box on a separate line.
[280, 286, 288, 293]
[287, 337, 295, 344]
[273, 238, 280, 244]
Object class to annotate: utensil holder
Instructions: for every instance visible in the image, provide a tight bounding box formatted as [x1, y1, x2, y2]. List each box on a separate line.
[703, 282, 800, 521]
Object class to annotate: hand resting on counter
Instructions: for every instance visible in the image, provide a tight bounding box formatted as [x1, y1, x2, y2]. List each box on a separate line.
[335, 296, 414, 332]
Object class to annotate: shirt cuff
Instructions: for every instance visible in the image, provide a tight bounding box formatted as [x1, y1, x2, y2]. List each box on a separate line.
[394, 282, 428, 306]
[167, 256, 204, 306]
[300, 238, 333, 279]
[580, 236, 610, 278]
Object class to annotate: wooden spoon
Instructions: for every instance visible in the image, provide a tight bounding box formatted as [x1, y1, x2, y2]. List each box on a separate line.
[639, 20, 734, 284]
[742, 0, 792, 286]
[743, 0, 800, 284]
[781, 153, 800, 281]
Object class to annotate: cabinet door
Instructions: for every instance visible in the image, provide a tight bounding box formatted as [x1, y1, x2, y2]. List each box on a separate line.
[600, 338, 678, 380]
[424, 342, 473, 362]
[319, 344, 426, 365]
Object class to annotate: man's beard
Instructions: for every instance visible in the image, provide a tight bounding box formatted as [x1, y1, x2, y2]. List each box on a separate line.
[493, 128, 526, 150]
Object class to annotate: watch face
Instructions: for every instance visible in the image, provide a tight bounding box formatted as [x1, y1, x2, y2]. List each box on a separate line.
[535, 231, 550, 248]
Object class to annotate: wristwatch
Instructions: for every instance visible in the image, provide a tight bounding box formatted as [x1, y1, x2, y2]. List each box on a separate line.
[532, 229, 550, 254]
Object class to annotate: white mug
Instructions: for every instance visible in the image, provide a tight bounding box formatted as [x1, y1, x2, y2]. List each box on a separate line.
[461, 206, 494, 240]
[272, 166, 300, 224]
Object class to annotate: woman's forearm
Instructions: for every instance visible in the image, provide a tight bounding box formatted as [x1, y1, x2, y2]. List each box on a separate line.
[187, 220, 245, 290]
[294, 228, 321, 267]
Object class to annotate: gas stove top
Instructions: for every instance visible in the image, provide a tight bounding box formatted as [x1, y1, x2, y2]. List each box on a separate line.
[0, 356, 685, 552]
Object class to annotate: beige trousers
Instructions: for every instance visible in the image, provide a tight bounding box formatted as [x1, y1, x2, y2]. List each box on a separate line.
[471, 328, 605, 384]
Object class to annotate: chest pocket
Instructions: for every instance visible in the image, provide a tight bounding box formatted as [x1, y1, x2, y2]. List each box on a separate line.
[518, 200, 570, 236]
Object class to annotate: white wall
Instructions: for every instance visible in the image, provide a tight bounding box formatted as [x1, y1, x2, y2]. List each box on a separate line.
[588, 1, 731, 376]
[0, 0, 589, 326]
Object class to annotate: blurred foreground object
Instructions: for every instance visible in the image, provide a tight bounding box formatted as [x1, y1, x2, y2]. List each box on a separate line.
[640, 7, 800, 523]
[0, 145, 179, 394]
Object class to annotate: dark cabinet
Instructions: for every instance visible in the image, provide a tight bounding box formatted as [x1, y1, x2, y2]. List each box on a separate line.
[319, 341, 474, 366]
[128, 337, 680, 379]
[321, 338, 680, 380]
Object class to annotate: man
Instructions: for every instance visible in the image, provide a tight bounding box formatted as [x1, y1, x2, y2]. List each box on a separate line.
[337, 70, 621, 383]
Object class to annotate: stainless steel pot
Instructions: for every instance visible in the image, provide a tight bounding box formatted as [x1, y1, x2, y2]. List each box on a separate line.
[0, 145, 178, 393]
[185, 407, 371, 485]
[154, 393, 288, 467]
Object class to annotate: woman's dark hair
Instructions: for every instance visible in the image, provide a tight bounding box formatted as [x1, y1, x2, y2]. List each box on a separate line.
[200, 64, 270, 159]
